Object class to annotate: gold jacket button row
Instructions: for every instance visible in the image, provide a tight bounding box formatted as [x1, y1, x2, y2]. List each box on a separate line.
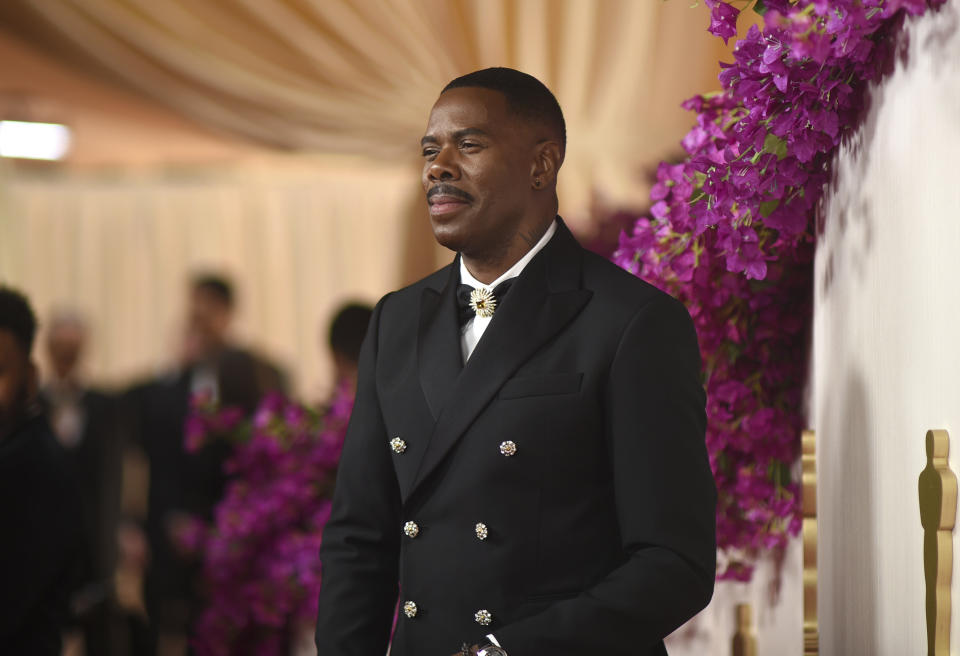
[390, 437, 407, 454]
[403, 521, 420, 538]
[403, 600, 418, 618]
[475, 609, 493, 626]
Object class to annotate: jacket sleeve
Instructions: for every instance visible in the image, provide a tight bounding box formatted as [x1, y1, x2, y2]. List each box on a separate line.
[315, 295, 401, 655]
[493, 294, 716, 655]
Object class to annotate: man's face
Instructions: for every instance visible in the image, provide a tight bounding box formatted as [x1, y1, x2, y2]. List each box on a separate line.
[47, 323, 85, 380]
[0, 331, 36, 439]
[421, 87, 536, 257]
[187, 289, 231, 357]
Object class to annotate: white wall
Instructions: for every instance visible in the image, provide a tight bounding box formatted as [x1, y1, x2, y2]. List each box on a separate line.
[813, 3, 960, 654]
[665, 540, 802, 655]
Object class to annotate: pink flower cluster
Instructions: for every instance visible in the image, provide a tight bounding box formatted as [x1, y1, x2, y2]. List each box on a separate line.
[178, 385, 354, 654]
[614, 0, 944, 579]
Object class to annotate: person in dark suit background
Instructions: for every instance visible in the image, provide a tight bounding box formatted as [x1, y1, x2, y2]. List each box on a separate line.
[0, 286, 83, 656]
[327, 302, 374, 392]
[124, 273, 287, 653]
[315, 68, 716, 656]
[40, 310, 122, 655]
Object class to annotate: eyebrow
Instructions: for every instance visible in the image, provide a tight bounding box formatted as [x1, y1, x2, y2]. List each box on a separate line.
[420, 127, 489, 147]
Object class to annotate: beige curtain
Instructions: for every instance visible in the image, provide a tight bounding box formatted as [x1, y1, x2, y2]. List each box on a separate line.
[0, 0, 734, 218]
[0, 159, 416, 399]
[0, 0, 742, 396]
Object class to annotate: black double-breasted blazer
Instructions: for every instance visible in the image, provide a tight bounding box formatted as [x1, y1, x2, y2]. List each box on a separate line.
[316, 220, 716, 655]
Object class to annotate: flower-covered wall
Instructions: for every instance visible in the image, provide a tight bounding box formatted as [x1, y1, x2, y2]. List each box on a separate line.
[813, 2, 960, 653]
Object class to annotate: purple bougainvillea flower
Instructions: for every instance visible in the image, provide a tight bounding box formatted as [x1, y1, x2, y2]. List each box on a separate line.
[766, 203, 809, 237]
[611, 0, 944, 579]
[650, 200, 670, 220]
[705, 0, 740, 43]
[184, 415, 208, 453]
[177, 383, 354, 653]
[882, 0, 933, 17]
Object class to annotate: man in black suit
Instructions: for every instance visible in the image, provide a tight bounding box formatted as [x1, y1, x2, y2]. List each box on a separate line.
[315, 68, 716, 656]
[0, 287, 83, 655]
[126, 274, 287, 652]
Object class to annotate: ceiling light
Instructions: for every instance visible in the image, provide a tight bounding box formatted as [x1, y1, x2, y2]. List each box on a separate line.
[0, 120, 71, 161]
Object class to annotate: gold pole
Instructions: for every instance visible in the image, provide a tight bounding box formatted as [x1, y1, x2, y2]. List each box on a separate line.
[731, 603, 757, 656]
[919, 429, 957, 656]
[801, 429, 818, 656]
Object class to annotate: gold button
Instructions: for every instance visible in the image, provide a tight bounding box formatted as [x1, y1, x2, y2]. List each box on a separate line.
[390, 437, 407, 454]
[474, 609, 493, 626]
[404, 521, 420, 538]
[475, 522, 488, 541]
[403, 600, 418, 618]
[499, 440, 517, 457]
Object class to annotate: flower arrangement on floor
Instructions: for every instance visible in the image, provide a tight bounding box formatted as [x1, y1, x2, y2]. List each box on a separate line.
[613, 0, 946, 579]
[174, 384, 354, 655]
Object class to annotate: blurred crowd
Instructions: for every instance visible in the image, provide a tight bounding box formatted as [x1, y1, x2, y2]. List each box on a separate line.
[0, 278, 372, 656]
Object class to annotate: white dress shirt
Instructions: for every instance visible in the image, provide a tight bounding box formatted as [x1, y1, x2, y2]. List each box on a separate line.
[459, 220, 557, 363]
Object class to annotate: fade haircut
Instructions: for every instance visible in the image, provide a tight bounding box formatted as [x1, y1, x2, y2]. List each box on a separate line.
[443, 67, 566, 155]
[0, 286, 38, 355]
[193, 273, 234, 308]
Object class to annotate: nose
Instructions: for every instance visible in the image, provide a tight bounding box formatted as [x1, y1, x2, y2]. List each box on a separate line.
[426, 146, 460, 183]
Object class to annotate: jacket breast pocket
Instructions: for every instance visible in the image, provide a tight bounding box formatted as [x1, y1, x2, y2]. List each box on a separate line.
[498, 372, 583, 400]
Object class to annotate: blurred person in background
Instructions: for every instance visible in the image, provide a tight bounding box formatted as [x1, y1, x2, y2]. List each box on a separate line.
[124, 273, 287, 654]
[0, 287, 83, 655]
[40, 310, 123, 655]
[327, 302, 373, 392]
[315, 302, 373, 503]
[178, 274, 288, 408]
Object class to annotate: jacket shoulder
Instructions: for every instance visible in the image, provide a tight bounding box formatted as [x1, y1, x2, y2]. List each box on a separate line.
[377, 262, 454, 312]
[580, 248, 683, 315]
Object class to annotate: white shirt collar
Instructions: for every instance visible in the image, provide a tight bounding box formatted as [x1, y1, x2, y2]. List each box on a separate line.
[459, 219, 557, 289]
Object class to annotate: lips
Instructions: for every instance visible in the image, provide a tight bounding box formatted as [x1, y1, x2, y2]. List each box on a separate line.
[428, 194, 470, 216]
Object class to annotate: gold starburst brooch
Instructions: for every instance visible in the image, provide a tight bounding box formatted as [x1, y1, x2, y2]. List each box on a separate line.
[469, 287, 497, 319]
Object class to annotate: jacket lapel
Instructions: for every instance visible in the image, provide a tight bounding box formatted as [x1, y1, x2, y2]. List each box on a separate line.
[417, 260, 463, 420]
[407, 220, 593, 504]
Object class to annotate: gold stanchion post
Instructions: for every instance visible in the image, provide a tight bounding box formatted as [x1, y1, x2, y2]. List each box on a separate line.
[919, 429, 957, 656]
[731, 603, 757, 656]
[802, 429, 818, 656]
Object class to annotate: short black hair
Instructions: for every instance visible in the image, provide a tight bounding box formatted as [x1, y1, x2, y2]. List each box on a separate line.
[192, 273, 234, 308]
[0, 286, 38, 355]
[328, 303, 373, 364]
[443, 67, 566, 153]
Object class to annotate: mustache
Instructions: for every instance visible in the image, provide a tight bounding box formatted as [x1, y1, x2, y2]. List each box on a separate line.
[427, 184, 474, 203]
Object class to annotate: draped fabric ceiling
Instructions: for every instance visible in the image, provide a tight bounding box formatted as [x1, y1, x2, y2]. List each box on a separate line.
[0, 0, 736, 219]
[0, 0, 744, 397]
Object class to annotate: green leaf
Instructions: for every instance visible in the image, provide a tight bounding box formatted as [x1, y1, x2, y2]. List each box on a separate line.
[763, 133, 788, 160]
[771, 460, 793, 487]
[759, 200, 780, 217]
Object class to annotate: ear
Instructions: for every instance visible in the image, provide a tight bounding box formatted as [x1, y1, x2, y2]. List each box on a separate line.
[530, 140, 563, 189]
